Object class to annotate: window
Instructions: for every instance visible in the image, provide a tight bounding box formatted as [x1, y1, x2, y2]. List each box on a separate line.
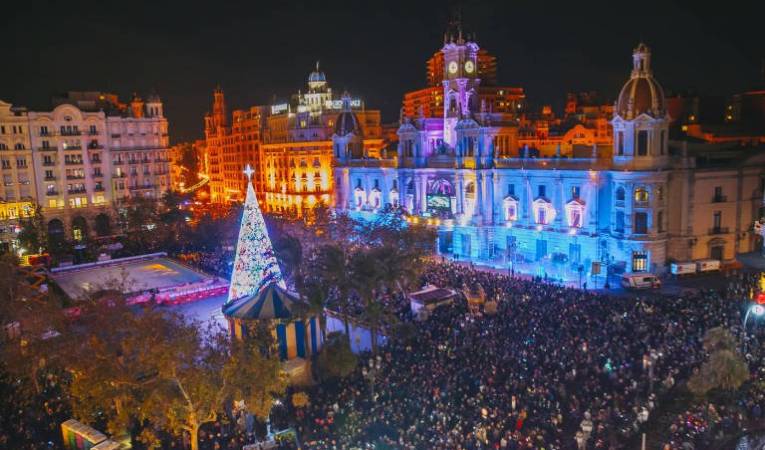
[615, 211, 625, 232]
[89, 125, 97, 135]
[636, 130, 648, 156]
[616, 187, 625, 202]
[713, 211, 722, 230]
[537, 207, 547, 225]
[632, 251, 648, 272]
[617, 131, 624, 156]
[571, 186, 580, 200]
[508, 184, 515, 196]
[537, 185, 546, 198]
[634, 212, 648, 234]
[634, 188, 649, 203]
[568, 205, 583, 228]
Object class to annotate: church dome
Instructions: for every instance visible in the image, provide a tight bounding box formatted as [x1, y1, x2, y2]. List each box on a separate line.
[615, 43, 666, 120]
[334, 92, 362, 137]
[308, 61, 326, 85]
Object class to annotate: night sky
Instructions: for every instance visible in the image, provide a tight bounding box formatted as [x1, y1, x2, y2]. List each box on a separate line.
[4, 0, 763, 143]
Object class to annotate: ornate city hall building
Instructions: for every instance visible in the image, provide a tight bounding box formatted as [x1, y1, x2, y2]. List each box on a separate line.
[334, 32, 765, 277]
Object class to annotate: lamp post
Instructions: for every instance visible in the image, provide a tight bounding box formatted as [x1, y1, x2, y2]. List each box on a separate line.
[742, 304, 765, 351]
[643, 349, 660, 394]
[361, 355, 382, 401]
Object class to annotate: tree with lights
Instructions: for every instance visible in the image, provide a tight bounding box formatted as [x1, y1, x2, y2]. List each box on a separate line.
[227, 165, 284, 304]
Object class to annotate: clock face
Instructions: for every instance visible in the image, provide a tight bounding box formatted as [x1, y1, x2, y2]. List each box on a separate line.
[448, 61, 458, 74]
[465, 60, 475, 73]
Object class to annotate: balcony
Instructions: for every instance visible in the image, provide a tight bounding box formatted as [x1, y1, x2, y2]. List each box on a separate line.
[90, 158, 102, 164]
[38, 146, 57, 151]
[42, 161, 56, 166]
[111, 134, 121, 138]
[64, 160, 84, 165]
[634, 200, 650, 208]
[62, 145, 82, 151]
[128, 160, 138, 164]
[46, 190, 59, 196]
[712, 195, 727, 203]
[45, 176, 56, 181]
[92, 172, 103, 178]
[114, 173, 127, 178]
[68, 188, 87, 194]
[88, 144, 104, 150]
[88, 130, 99, 136]
[66, 175, 85, 180]
[60, 130, 81, 136]
[154, 170, 168, 175]
[709, 227, 730, 235]
[113, 160, 124, 165]
[94, 186, 105, 192]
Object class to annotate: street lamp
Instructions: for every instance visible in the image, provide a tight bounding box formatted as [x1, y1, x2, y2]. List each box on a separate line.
[361, 355, 382, 401]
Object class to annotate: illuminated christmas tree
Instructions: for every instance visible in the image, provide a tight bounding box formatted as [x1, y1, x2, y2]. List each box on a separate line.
[226, 165, 284, 304]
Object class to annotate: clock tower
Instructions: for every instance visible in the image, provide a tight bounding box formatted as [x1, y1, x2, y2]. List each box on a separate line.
[442, 23, 480, 147]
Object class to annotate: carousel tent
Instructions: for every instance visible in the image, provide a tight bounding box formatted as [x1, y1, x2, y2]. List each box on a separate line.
[223, 282, 321, 360]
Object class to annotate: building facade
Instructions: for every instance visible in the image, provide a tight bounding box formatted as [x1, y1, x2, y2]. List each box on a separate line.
[261, 65, 384, 216]
[203, 65, 385, 216]
[0, 101, 36, 251]
[335, 36, 765, 278]
[0, 92, 170, 249]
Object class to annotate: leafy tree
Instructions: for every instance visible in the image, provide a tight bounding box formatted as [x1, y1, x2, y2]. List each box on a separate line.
[688, 327, 749, 396]
[316, 332, 357, 379]
[0, 254, 67, 395]
[140, 324, 286, 450]
[274, 233, 303, 284]
[17, 205, 47, 254]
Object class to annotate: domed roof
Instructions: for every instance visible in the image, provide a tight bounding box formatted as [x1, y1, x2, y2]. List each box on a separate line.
[334, 92, 362, 136]
[308, 61, 326, 84]
[615, 43, 666, 120]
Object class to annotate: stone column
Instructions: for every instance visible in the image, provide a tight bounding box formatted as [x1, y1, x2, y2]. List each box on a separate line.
[475, 172, 484, 220]
[421, 175, 428, 215]
[484, 171, 494, 224]
[456, 173, 464, 215]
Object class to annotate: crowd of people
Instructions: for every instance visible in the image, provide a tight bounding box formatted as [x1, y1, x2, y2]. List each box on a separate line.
[0, 371, 70, 450]
[298, 264, 764, 449]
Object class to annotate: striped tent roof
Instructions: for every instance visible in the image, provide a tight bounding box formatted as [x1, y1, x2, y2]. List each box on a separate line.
[222, 282, 302, 320]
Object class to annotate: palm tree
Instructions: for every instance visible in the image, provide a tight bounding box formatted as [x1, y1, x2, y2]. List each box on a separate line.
[349, 249, 394, 354]
[314, 244, 353, 341]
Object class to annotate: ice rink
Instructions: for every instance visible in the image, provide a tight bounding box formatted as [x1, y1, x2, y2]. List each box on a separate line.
[52, 257, 210, 300]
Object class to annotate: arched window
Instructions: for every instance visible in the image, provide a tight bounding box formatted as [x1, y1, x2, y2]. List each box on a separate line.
[615, 187, 625, 201]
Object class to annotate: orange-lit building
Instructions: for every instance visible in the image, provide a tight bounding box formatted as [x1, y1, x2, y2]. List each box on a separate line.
[517, 92, 613, 157]
[403, 45, 525, 120]
[202, 67, 386, 213]
[262, 65, 384, 215]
